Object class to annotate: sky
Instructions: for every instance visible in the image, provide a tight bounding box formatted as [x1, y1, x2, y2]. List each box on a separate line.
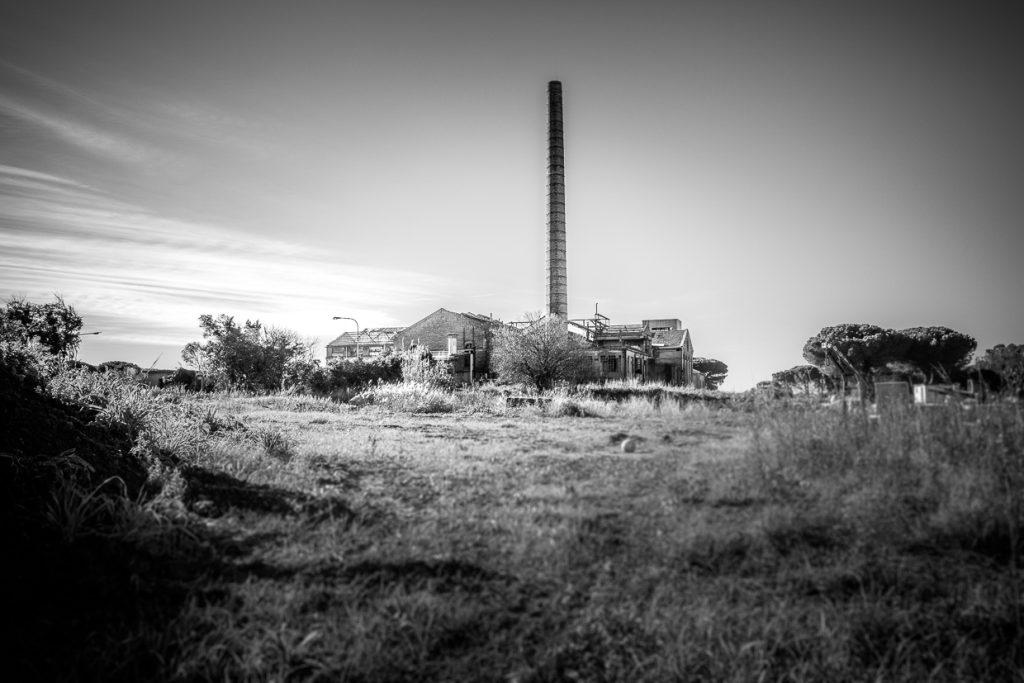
[2, 1, 1022, 390]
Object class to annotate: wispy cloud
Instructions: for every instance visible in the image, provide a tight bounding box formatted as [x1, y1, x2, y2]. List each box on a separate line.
[0, 92, 161, 165]
[0, 60, 117, 116]
[0, 165, 448, 346]
[0, 61, 270, 172]
[146, 100, 277, 160]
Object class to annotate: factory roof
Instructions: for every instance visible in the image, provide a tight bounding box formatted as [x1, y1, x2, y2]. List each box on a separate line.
[651, 329, 691, 348]
[326, 327, 403, 347]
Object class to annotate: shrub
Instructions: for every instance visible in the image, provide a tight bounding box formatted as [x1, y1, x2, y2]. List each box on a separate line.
[0, 338, 61, 386]
[351, 381, 455, 413]
[0, 295, 83, 358]
[166, 367, 205, 391]
[399, 347, 452, 390]
[321, 352, 403, 395]
[492, 314, 591, 391]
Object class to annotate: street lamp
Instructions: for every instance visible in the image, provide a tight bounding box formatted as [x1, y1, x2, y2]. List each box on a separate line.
[332, 316, 360, 359]
[73, 330, 102, 360]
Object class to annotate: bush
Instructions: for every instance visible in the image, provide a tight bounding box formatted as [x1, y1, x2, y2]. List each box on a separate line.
[0, 338, 61, 386]
[345, 349, 461, 412]
[97, 360, 142, 375]
[351, 382, 456, 413]
[574, 381, 729, 408]
[0, 295, 83, 358]
[166, 367, 205, 391]
[307, 352, 404, 397]
[399, 347, 452, 390]
[492, 314, 591, 391]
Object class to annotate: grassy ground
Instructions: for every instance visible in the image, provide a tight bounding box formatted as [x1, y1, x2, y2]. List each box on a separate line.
[6, 376, 1024, 681]
[155, 399, 758, 682]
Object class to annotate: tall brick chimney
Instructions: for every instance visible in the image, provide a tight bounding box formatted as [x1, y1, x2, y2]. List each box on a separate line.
[546, 80, 567, 319]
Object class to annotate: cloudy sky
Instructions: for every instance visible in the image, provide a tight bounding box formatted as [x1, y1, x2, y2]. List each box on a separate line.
[2, 1, 1022, 389]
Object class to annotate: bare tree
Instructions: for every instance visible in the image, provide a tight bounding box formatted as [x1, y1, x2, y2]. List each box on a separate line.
[492, 313, 591, 391]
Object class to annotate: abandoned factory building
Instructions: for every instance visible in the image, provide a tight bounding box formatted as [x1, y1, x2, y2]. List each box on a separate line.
[324, 82, 702, 388]
[324, 309, 696, 387]
[568, 314, 696, 386]
[392, 308, 504, 379]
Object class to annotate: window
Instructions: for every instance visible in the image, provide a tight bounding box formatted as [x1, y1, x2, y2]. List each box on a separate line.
[602, 356, 618, 373]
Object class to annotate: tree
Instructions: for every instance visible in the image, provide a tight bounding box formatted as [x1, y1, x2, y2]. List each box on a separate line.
[898, 326, 976, 383]
[181, 314, 315, 392]
[802, 324, 911, 400]
[978, 343, 1024, 398]
[0, 295, 83, 358]
[97, 360, 141, 375]
[692, 357, 728, 390]
[772, 364, 835, 395]
[492, 314, 592, 391]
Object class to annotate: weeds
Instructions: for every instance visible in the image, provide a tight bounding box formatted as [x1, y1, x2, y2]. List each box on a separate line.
[728, 402, 1024, 680]
[8, 346, 1024, 681]
[44, 474, 129, 542]
[749, 403, 1024, 555]
[353, 381, 457, 413]
[252, 427, 294, 460]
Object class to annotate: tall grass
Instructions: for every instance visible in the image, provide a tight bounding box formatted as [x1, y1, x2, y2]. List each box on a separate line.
[6, 363, 315, 678]
[715, 401, 1024, 680]
[14, 354, 1024, 680]
[749, 403, 1024, 551]
[352, 381, 458, 413]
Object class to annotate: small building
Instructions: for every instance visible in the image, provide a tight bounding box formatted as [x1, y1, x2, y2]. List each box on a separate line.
[651, 327, 694, 386]
[589, 323, 653, 381]
[392, 308, 504, 377]
[555, 314, 696, 386]
[326, 327, 402, 360]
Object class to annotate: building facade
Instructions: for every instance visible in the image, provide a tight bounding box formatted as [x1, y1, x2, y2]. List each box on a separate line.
[391, 308, 504, 379]
[573, 316, 694, 386]
[650, 328, 694, 385]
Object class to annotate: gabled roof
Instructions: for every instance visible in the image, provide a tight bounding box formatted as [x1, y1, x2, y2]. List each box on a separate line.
[396, 308, 505, 333]
[326, 332, 355, 347]
[461, 312, 502, 325]
[651, 328, 691, 348]
[326, 327, 403, 347]
[363, 327, 403, 341]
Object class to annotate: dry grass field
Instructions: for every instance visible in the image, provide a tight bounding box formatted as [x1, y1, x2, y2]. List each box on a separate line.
[160, 397, 754, 681]
[6, 373, 1024, 681]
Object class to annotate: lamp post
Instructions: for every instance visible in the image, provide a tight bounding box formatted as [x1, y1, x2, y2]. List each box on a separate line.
[74, 330, 102, 360]
[332, 316, 360, 359]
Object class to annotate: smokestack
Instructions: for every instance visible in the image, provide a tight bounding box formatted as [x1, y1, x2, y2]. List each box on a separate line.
[546, 80, 567, 319]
